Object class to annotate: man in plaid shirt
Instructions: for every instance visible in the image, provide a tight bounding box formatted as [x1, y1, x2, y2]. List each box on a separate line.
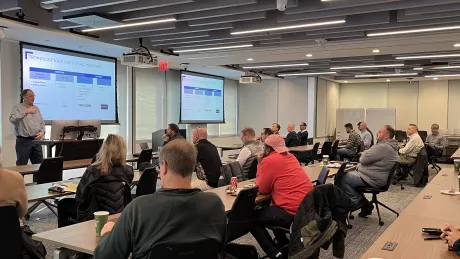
[336, 123, 362, 160]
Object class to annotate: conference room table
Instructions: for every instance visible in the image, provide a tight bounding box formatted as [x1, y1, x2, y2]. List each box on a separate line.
[450, 147, 460, 159]
[361, 168, 460, 259]
[33, 163, 346, 256]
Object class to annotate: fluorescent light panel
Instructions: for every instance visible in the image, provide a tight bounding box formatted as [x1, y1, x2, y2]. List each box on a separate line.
[231, 20, 345, 35]
[82, 18, 176, 32]
[425, 74, 460, 77]
[354, 73, 418, 78]
[396, 53, 460, 60]
[174, 44, 252, 53]
[330, 64, 404, 70]
[279, 72, 337, 77]
[368, 25, 460, 37]
[415, 65, 460, 70]
[242, 63, 309, 69]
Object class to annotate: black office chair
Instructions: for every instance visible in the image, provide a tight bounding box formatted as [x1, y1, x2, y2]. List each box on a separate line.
[26, 157, 64, 219]
[317, 141, 332, 161]
[418, 131, 428, 143]
[139, 142, 149, 150]
[137, 149, 153, 169]
[135, 167, 159, 198]
[330, 140, 340, 161]
[351, 162, 400, 226]
[148, 239, 220, 259]
[315, 166, 330, 186]
[246, 159, 258, 180]
[343, 141, 363, 162]
[226, 186, 259, 242]
[91, 154, 97, 163]
[0, 206, 22, 259]
[425, 144, 442, 173]
[296, 142, 320, 165]
[225, 243, 259, 259]
[307, 138, 314, 145]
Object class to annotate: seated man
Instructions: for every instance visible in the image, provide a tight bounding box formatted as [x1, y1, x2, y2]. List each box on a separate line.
[297, 122, 309, 146]
[399, 124, 424, 165]
[94, 140, 226, 259]
[252, 134, 314, 258]
[426, 123, 447, 157]
[284, 123, 299, 147]
[336, 123, 361, 160]
[162, 123, 184, 145]
[358, 122, 372, 149]
[441, 224, 460, 256]
[192, 128, 222, 190]
[237, 128, 263, 178]
[271, 123, 280, 135]
[335, 125, 399, 216]
[260, 128, 273, 143]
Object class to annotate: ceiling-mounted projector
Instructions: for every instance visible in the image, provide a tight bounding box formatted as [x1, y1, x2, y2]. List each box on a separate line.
[239, 71, 262, 84]
[121, 53, 158, 68]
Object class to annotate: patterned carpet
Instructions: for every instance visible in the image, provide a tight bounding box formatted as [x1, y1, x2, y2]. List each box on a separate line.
[27, 165, 445, 259]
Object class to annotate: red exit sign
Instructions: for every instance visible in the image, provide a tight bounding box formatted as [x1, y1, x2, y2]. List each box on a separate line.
[159, 61, 168, 71]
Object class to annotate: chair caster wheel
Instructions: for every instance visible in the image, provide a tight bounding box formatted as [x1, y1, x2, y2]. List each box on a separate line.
[347, 225, 353, 229]
[379, 222, 384, 226]
[349, 215, 354, 219]
[24, 215, 30, 220]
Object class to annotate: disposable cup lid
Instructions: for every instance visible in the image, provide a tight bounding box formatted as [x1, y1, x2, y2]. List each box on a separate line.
[94, 211, 109, 216]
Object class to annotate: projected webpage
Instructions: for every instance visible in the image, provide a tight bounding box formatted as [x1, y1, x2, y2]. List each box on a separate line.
[22, 44, 116, 122]
[181, 72, 224, 123]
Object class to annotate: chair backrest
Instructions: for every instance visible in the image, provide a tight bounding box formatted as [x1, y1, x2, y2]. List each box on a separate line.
[418, 131, 428, 142]
[140, 142, 149, 150]
[395, 130, 407, 142]
[331, 140, 340, 159]
[383, 162, 400, 191]
[337, 162, 349, 176]
[148, 239, 220, 259]
[310, 142, 320, 164]
[34, 156, 64, 184]
[136, 167, 159, 198]
[320, 141, 333, 156]
[0, 206, 22, 259]
[316, 166, 330, 186]
[246, 159, 258, 180]
[228, 186, 259, 224]
[359, 141, 364, 152]
[138, 149, 153, 165]
[307, 138, 314, 145]
[91, 154, 97, 163]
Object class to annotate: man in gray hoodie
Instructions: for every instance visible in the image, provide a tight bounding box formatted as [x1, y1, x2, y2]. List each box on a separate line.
[335, 125, 399, 217]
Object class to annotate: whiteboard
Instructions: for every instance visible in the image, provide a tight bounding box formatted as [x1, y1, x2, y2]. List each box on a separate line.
[366, 108, 396, 138]
[336, 108, 365, 139]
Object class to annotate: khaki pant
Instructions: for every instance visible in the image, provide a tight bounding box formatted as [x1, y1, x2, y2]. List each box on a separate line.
[400, 154, 416, 165]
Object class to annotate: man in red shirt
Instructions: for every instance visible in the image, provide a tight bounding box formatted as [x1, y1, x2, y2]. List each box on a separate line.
[252, 134, 314, 258]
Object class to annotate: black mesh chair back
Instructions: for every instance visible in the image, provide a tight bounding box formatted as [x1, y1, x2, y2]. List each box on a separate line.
[337, 162, 349, 176]
[246, 159, 258, 180]
[136, 167, 159, 198]
[331, 140, 340, 160]
[418, 131, 428, 142]
[320, 141, 333, 156]
[316, 167, 330, 186]
[148, 239, 220, 259]
[34, 156, 64, 184]
[307, 138, 314, 145]
[0, 206, 21, 259]
[310, 142, 320, 163]
[228, 186, 259, 224]
[383, 162, 400, 191]
[138, 149, 153, 166]
[140, 142, 149, 150]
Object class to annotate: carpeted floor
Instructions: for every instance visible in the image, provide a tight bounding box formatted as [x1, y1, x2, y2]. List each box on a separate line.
[27, 165, 446, 259]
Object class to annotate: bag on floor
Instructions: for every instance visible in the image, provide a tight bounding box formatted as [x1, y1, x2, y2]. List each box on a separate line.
[21, 225, 47, 259]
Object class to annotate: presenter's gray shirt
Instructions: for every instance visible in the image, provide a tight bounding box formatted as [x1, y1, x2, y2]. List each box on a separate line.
[9, 103, 45, 138]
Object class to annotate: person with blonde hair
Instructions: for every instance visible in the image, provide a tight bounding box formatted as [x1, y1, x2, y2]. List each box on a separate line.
[57, 134, 134, 227]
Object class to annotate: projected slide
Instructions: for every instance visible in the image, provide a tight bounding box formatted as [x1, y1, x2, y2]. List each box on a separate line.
[180, 71, 224, 124]
[21, 44, 117, 123]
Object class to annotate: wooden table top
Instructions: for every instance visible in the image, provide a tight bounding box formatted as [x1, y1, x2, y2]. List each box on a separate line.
[361, 168, 460, 259]
[450, 147, 460, 159]
[288, 145, 315, 152]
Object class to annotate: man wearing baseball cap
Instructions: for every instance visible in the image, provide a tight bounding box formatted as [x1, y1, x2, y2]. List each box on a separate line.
[251, 134, 313, 258]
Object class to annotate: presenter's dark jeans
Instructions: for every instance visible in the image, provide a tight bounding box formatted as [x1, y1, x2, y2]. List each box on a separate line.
[16, 137, 43, 166]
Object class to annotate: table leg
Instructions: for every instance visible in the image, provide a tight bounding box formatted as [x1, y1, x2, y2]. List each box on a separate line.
[53, 248, 73, 259]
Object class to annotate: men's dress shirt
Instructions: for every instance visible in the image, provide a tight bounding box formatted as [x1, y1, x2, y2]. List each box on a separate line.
[9, 103, 45, 137]
[399, 133, 424, 158]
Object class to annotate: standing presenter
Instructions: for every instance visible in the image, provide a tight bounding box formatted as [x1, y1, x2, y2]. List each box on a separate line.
[9, 89, 45, 165]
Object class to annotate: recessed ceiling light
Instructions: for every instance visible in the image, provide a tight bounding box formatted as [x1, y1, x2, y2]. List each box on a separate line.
[230, 20, 345, 35]
[247, 58, 253, 61]
[454, 44, 460, 47]
[306, 53, 313, 57]
[278, 71, 337, 77]
[354, 73, 418, 78]
[330, 64, 404, 70]
[425, 74, 460, 77]
[367, 25, 460, 37]
[82, 18, 177, 32]
[433, 77, 438, 80]
[174, 44, 253, 53]
[344, 81, 348, 83]
[432, 65, 460, 69]
[413, 68, 423, 70]
[386, 79, 391, 82]
[396, 54, 460, 60]
[242, 63, 309, 69]
[373, 49, 380, 53]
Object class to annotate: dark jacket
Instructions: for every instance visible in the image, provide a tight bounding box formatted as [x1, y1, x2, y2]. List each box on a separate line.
[196, 139, 222, 188]
[94, 189, 226, 259]
[454, 239, 460, 256]
[298, 131, 309, 146]
[289, 184, 351, 259]
[285, 131, 299, 147]
[75, 164, 134, 222]
[163, 132, 184, 146]
[412, 147, 429, 187]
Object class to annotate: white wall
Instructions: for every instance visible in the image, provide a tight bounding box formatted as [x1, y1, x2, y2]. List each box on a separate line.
[238, 78, 308, 136]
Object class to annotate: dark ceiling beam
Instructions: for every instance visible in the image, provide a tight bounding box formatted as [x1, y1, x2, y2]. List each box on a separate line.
[58, 21, 86, 29]
[0, 0, 21, 12]
[151, 35, 281, 48]
[149, 31, 210, 42]
[398, 10, 460, 22]
[187, 11, 266, 26]
[60, 0, 139, 12]
[103, 0, 194, 14]
[405, 2, 460, 15]
[114, 23, 233, 40]
[285, 0, 401, 14]
[119, 0, 257, 22]
[114, 21, 181, 35]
